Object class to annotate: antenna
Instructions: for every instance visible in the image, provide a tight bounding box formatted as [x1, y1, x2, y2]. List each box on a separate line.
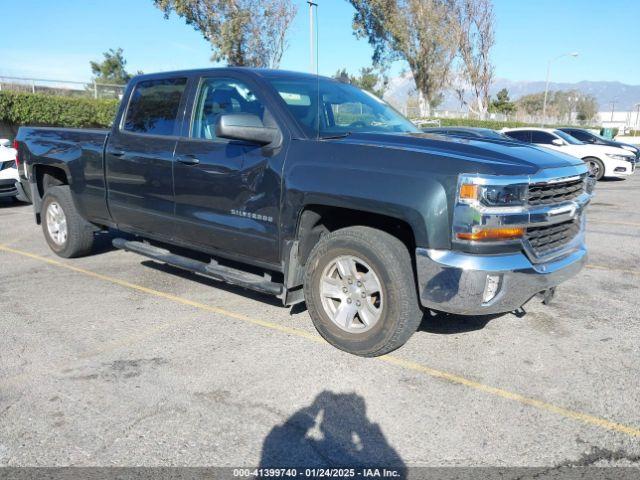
[308, 1, 320, 139]
[307, 1, 318, 74]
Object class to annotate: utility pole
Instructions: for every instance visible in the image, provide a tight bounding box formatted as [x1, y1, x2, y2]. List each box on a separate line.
[307, 1, 318, 74]
[610, 99, 617, 122]
[635, 103, 640, 129]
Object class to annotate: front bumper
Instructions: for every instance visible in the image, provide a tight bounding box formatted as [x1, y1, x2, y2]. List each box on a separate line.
[604, 157, 635, 177]
[416, 246, 587, 315]
[0, 178, 18, 198]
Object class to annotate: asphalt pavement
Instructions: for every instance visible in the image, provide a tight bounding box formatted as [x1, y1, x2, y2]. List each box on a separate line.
[0, 174, 639, 469]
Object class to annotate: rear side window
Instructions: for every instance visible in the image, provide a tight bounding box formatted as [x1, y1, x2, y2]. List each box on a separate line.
[122, 78, 187, 136]
[505, 130, 531, 142]
[531, 131, 556, 144]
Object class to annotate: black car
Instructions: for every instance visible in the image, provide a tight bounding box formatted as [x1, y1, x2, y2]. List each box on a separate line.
[558, 127, 639, 162]
[14, 68, 592, 356]
[422, 127, 514, 141]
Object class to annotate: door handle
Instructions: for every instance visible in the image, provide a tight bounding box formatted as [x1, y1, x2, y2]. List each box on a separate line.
[107, 150, 126, 157]
[176, 155, 200, 166]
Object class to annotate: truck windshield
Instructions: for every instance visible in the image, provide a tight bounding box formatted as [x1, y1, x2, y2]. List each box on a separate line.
[268, 77, 420, 138]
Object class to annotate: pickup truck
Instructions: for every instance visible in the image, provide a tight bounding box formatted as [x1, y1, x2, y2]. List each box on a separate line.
[15, 68, 593, 357]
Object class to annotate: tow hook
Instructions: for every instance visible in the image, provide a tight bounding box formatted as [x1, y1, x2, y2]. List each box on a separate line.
[540, 287, 556, 305]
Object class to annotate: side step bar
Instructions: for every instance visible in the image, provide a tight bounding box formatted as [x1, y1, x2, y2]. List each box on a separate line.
[112, 238, 283, 296]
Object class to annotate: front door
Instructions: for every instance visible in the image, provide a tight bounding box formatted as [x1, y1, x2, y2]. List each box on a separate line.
[106, 77, 188, 237]
[172, 76, 285, 264]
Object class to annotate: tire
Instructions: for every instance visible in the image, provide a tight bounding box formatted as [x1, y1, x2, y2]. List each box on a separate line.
[583, 157, 605, 181]
[304, 226, 423, 357]
[41, 186, 96, 258]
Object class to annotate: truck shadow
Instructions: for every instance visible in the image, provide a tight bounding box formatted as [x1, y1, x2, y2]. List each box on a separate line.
[259, 390, 406, 475]
[417, 310, 505, 334]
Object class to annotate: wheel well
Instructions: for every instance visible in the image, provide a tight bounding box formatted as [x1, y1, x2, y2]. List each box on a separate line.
[35, 165, 68, 199]
[295, 205, 416, 266]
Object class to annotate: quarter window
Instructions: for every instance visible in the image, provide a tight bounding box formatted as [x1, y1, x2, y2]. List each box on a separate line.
[122, 78, 187, 136]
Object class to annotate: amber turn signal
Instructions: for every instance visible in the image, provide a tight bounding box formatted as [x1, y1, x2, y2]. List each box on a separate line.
[459, 183, 478, 201]
[457, 227, 524, 241]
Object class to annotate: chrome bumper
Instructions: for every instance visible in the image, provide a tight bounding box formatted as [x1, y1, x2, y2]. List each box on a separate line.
[416, 246, 587, 315]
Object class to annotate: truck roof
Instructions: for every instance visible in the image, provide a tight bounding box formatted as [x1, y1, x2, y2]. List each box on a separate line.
[131, 67, 337, 83]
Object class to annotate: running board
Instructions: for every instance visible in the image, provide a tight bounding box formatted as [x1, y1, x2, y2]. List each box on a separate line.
[112, 238, 283, 296]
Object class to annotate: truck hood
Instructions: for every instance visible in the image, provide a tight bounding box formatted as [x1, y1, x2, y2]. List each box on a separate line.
[338, 132, 584, 172]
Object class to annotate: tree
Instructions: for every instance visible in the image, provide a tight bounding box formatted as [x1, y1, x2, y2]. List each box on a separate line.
[576, 95, 598, 124]
[516, 92, 546, 116]
[90, 48, 135, 85]
[348, 0, 459, 117]
[490, 88, 516, 115]
[456, 0, 495, 120]
[334, 66, 389, 98]
[154, 0, 297, 68]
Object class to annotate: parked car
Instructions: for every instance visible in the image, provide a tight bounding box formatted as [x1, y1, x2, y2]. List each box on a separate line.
[557, 127, 640, 162]
[502, 128, 635, 180]
[0, 139, 28, 202]
[422, 127, 514, 141]
[15, 68, 593, 356]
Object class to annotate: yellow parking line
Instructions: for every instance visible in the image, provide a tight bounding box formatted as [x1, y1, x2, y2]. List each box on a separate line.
[1, 243, 639, 438]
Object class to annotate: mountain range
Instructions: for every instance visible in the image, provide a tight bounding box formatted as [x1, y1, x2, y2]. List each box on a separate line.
[383, 74, 640, 112]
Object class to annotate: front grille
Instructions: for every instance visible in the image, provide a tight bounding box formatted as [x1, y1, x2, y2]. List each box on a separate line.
[526, 218, 581, 256]
[528, 177, 585, 206]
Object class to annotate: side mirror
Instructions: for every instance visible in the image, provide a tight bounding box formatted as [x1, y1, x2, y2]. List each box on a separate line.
[216, 114, 279, 146]
[551, 138, 564, 146]
[0, 139, 10, 148]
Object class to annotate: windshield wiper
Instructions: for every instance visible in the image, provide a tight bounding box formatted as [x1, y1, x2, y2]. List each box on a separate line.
[319, 132, 352, 140]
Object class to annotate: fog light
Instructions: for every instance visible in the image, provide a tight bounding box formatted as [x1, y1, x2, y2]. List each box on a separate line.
[483, 274, 502, 304]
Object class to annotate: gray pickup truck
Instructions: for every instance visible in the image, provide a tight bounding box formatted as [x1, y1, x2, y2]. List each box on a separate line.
[15, 68, 593, 356]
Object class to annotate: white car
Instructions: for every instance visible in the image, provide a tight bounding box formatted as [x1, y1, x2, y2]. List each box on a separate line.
[0, 139, 27, 202]
[502, 128, 635, 180]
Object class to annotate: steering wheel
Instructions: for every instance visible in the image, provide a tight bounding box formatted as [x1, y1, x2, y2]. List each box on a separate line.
[349, 120, 368, 129]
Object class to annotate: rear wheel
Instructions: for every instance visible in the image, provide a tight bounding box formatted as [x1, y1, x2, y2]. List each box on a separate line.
[304, 226, 423, 357]
[583, 157, 605, 180]
[41, 186, 96, 258]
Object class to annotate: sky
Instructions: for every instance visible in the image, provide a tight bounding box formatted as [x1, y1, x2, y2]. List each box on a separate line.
[0, 0, 638, 85]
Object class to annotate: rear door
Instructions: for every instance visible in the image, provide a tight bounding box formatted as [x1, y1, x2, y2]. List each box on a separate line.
[172, 74, 286, 264]
[105, 77, 188, 237]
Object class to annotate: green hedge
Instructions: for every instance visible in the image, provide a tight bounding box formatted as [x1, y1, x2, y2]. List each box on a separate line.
[413, 117, 530, 129]
[412, 117, 602, 130]
[0, 91, 119, 128]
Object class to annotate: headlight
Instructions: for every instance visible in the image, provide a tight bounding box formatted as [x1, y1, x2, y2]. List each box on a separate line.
[606, 153, 634, 162]
[459, 180, 527, 207]
[454, 174, 528, 243]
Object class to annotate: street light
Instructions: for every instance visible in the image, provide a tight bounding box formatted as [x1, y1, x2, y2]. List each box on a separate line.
[541, 52, 578, 125]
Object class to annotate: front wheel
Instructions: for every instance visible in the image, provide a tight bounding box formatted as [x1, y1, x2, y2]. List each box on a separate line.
[41, 186, 96, 258]
[583, 157, 605, 181]
[304, 226, 423, 357]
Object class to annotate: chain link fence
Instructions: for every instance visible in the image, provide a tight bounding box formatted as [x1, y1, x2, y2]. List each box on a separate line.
[0, 76, 126, 100]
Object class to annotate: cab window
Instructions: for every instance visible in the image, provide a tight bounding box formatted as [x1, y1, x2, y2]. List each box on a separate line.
[122, 78, 187, 136]
[191, 78, 267, 140]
